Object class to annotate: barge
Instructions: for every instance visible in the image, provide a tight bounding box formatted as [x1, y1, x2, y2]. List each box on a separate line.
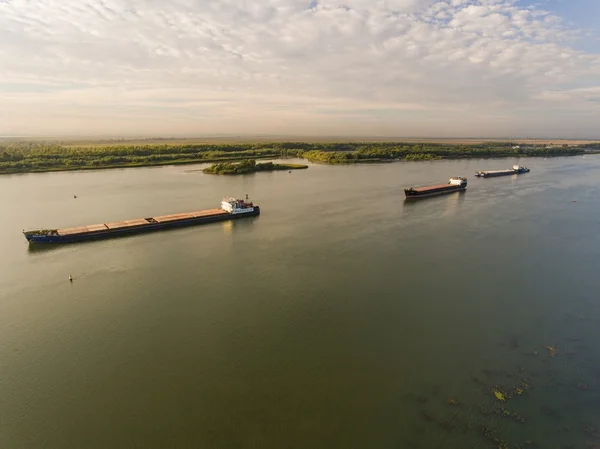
[475, 165, 530, 178]
[23, 197, 259, 244]
[404, 177, 467, 199]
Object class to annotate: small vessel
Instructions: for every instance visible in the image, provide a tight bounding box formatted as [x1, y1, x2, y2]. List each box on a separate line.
[23, 197, 260, 244]
[475, 164, 530, 178]
[404, 177, 467, 199]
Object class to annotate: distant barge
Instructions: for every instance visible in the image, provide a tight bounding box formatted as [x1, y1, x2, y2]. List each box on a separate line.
[23, 197, 259, 244]
[404, 177, 467, 199]
[475, 164, 530, 178]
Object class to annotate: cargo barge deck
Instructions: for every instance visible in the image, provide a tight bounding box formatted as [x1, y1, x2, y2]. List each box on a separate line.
[23, 197, 259, 244]
[404, 177, 467, 199]
[475, 165, 530, 178]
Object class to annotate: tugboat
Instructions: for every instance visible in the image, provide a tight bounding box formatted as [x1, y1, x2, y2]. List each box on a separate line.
[404, 177, 467, 199]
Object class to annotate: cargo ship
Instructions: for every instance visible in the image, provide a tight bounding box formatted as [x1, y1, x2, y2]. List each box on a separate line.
[23, 197, 259, 244]
[404, 177, 467, 199]
[475, 164, 530, 178]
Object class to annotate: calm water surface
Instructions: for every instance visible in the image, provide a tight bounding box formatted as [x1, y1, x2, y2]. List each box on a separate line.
[1, 157, 600, 448]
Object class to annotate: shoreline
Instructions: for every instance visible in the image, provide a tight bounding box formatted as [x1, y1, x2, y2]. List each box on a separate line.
[0, 155, 280, 175]
[1, 140, 598, 175]
[1, 152, 597, 176]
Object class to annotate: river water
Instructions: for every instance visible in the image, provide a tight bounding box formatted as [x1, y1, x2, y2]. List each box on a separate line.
[1, 156, 600, 448]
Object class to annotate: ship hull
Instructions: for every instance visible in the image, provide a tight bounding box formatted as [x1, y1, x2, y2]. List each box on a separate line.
[475, 169, 530, 178]
[404, 185, 466, 199]
[24, 207, 260, 244]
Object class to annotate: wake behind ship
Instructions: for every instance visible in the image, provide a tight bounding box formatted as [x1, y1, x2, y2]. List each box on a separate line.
[404, 177, 467, 199]
[23, 197, 259, 244]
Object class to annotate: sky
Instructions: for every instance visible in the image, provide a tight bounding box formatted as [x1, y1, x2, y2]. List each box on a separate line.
[1, 0, 599, 139]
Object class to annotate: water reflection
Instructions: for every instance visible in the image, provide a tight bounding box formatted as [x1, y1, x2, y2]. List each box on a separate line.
[27, 242, 70, 254]
[221, 215, 259, 235]
[440, 190, 467, 217]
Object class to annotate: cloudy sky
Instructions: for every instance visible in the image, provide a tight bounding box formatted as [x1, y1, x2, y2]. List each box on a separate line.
[1, 0, 599, 138]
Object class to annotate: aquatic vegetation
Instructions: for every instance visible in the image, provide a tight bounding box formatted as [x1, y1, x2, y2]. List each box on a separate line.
[496, 407, 511, 417]
[479, 405, 494, 416]
[483, 369, 505, 377]
[478, 425, 508, 447]
[493, 388, 507, 402]
[583, 425, 599, 439]
[512, 380, 531, 397]
[447, 397, 460, 406]
[493, 407, 525, 423]
[411, 324, 598, 449]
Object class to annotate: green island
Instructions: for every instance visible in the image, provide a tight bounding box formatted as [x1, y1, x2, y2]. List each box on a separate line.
[202, 159, 308, 175]
[0, 139, 598, 175]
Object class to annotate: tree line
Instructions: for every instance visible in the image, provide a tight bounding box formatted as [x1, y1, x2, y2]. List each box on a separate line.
[0, 141, 588, 174]
[203, 159, 308, 175]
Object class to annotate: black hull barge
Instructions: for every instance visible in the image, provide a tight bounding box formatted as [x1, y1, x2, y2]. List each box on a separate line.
[23, 197, 259, 244]
[475, 164, 530, 178]
[404, 177, 467, 199]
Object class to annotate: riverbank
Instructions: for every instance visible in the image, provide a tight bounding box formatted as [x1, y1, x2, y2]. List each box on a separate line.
[0, 155, 281, 175]
[0, 140, 597, 175]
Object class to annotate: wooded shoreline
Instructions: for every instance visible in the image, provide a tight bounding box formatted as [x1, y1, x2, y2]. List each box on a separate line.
[1, 140, 598, 175]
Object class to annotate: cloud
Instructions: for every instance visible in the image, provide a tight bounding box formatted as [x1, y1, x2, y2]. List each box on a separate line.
[0, 0, 599, 137]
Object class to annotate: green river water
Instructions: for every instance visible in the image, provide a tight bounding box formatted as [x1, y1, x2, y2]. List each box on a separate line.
[1, 156, 600, 448]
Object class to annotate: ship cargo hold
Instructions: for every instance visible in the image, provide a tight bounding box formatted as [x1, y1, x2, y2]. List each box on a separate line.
[23, 197, 259, 244]
[475, 165, 530, 178]
[404, 177, 467, 199]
